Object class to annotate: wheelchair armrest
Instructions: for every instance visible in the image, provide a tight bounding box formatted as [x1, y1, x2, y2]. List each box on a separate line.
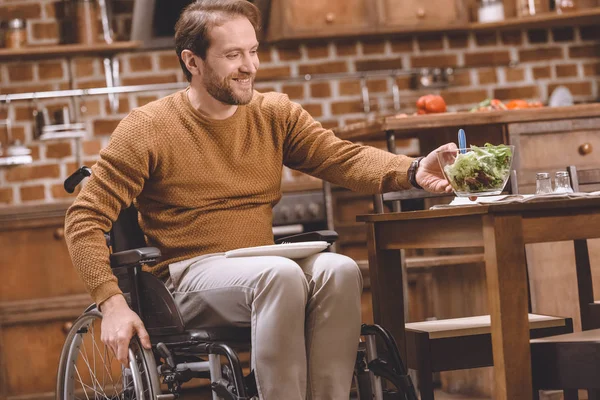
[275, 230, 338, 245]
[110, 247, 161, 268]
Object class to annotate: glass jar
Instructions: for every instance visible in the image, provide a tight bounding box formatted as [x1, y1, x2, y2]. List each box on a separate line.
[556, 0, 577, 13]
[478, 0, 505, 23]
[5, 18, 27, 49]
[517, 0, 545, 16]
[74, 0, 99, 44]
[536, 172, 553, 195]
[554, 171, 574, 193]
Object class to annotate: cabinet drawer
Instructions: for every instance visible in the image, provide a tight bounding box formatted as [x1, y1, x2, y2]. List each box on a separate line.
[379, 0, 467, 26]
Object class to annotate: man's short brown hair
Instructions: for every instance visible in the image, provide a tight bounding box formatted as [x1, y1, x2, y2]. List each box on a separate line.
[175, 0, 261, 82]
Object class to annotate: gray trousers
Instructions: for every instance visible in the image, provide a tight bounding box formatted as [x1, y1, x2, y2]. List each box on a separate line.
[167, 251, 363, 400]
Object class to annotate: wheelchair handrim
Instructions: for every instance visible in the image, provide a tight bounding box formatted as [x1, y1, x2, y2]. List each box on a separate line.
[56, 309, 161, 399]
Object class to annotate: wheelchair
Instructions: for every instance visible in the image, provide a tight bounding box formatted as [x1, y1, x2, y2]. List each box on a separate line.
[56, 166, 418, 400]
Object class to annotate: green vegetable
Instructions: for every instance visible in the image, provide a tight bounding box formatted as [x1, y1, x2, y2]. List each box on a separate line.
[443, 143, 512, 193]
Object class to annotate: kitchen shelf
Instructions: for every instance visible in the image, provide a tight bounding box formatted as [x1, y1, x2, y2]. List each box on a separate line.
[0, 41, 141, 61]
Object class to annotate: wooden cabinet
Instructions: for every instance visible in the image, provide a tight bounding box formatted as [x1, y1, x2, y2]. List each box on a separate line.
[267, 0, 378, 41]
[0, 203, 91, 400]
[377, 0, 468, 28]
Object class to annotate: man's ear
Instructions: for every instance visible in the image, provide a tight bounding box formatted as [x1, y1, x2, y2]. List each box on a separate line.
[181, 49, 203, 78]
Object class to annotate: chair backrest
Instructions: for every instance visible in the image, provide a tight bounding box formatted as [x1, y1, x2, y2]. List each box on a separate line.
[567, 166, 600, 193]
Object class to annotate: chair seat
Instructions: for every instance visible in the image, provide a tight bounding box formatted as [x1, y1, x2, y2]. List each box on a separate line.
[406, 313, 569, 339]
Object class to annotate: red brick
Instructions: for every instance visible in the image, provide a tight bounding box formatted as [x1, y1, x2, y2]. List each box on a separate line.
[73, 58, 96, 77]
[569, 44, 600, 59]
[555, 64, 578, 78]
[281, 84, 304, 100]
[75, 79, 109, 89]
[128, 55, 153, 72]
[5, 164, 60, 182]
[451, 71, 471, 86]
[335, 40, 358, 56]
[0, 188, 14, 204]
[257, 47, 272, 63]
[15, 106, 32, 122]
[552, 27, 575, 42]
[256, 85, 276, 93]
[121, 74, 178, 86]
[276, 44, 301, 61]
[417, 34, 444, 51]
[302, 103, 323, 118]
[45, 3, 56, 18]
[93, 119, 121, 136]
[3, 83, 55, 94]
[465, 51, 511, 67]
[7, 64, 34, 82]
[339, 80, 361, 96]
[256, 66, 291, 80]
[299, 61, 347, 75]
[10, 126, 26, 143]
[411, 55, 458, 68]
[439, 89, 489, 106]
[506, 67, 525, 82]
[80, 99, 101, 117]
[367, 79, 388, 93]
[331, 100, 364, 115]
[38, 61, 64, 80]
[305, 43, 329, 58]
[519, 47, 563, 62]
[533, 66, 552, 79]
[580, 25, 600, 41]
[31, 21, 58, 41]
[0, 4, 41, 19]
[478, 68, 497, 84]
[475, 32, 497, 47]
[52, 183, 77, 199]
[356, 58, 403, 71]
[46, 142, 72, 158]
[583, 62, 600, 76]
[137, 95, 158, 106]
[501, 30, 523, 45]
[82, 140, 102, 156]
[527, 29, 548, 44]
[394, 76, 412, 90]
[362, 39, 386, 55]
[548, 82, 592, 96]
[29, 145, 40, 161]
[310, 82, 331, 98]
[390, 36, 413, 52]
[493, 86, 539, 100]
[320, 120, 338, 130]
[448, 33, 469, 49]
[20, 185, 45, 201]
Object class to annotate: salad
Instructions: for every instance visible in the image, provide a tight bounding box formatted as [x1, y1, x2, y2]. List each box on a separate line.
[443, 143, 513, 193]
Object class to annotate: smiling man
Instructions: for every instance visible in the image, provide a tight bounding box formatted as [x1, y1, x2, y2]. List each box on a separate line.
[64, 1, 455, 399]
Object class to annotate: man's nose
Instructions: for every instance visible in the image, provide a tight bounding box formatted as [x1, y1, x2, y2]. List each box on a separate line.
[240, 54, 257, 74]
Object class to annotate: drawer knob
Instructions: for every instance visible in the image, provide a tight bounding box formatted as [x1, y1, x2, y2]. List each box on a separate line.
[416, 7, 426, 18]
[325, 12, 335, 23]
[54, 227, 65, 240]
[62, 321, 73, 334]
[579, 143, 593, 155]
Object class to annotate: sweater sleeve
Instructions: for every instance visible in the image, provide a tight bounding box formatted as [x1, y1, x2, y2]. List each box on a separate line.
[281, 98, 414, 194]
[64, 110, 157, 306]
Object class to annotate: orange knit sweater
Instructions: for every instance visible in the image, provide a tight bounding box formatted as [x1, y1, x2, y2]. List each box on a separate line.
[64, 90, 414, 305]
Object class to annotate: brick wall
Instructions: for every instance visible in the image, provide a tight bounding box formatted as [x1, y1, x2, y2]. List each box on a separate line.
[0, 0, 599, 206]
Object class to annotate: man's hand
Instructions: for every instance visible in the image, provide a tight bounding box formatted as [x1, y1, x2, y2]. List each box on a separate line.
[100, 294, 151, 365]
[415, 142, 457, 194]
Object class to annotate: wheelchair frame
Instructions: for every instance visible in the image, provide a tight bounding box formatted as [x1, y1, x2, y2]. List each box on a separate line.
[56, 166, 418, 400]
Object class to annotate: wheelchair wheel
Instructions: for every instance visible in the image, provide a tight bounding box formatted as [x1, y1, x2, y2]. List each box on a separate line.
[56, 308, 161, 400]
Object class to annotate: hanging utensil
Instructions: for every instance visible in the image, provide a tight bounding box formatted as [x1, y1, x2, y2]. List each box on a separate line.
[458, 128, 467, 154]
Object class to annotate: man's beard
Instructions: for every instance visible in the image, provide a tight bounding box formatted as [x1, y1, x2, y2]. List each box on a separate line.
[203, 64, 255, 106]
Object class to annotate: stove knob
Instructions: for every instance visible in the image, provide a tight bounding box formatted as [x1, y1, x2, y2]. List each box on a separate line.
[294, 205, 306, 220]
[278, 206, 292, 222]
[308, 202, 321, 218]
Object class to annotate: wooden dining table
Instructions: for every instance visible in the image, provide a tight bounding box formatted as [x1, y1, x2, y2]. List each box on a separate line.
[357, 196, 600, 400]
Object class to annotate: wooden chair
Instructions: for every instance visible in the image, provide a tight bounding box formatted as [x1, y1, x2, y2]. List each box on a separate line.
[567, 165, 600, 331]
[373, 180, 573, 400]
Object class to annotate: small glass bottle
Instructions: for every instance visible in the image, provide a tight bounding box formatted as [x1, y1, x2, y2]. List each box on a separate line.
[536, 172, 553, 195]
[5, 18, 27, 49]
[554, 171, 574, 193]
[517, 0, 544, 16]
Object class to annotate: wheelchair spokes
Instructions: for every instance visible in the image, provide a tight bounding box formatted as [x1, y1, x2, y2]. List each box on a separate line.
[56, 309, 160, 400]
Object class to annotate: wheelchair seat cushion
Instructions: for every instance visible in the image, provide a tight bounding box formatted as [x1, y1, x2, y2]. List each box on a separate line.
[152, 327, 252, 348]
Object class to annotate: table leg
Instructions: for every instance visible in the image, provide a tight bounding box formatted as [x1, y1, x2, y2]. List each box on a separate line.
[366, 223, 406, 360]
[483, 214, 532, 400]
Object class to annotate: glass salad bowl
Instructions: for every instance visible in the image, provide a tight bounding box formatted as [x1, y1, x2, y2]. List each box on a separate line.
[437, 144, 515, 197]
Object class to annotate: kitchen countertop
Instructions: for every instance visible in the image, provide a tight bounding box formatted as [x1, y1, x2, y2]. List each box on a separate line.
[333, 103, 600, 142]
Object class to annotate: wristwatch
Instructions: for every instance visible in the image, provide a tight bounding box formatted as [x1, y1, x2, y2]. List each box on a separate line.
[408, 156, 424, 190]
